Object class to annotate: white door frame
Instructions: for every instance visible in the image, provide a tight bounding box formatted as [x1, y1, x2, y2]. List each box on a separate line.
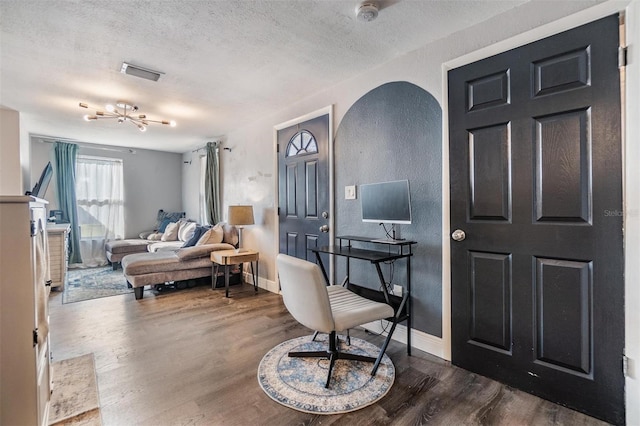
[273, 105, 335, 283]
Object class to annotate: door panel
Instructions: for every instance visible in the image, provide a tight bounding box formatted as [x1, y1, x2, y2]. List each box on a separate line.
[535, 257, 592, 375]
[469, 124, 511, 221]
[535, 109, 591, 223]
[449, 15, 623, 424]
[468, 251, 512, 352]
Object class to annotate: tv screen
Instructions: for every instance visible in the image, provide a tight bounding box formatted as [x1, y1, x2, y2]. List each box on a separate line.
[29, 161, 53, 199]
[360, 179, 412, 224]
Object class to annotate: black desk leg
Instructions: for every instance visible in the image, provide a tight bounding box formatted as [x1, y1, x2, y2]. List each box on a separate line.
[212, 264, 220, 290]
[372, 318, 399, 376]
[314, 251, 330, 285]
[374, 263, 391, 305]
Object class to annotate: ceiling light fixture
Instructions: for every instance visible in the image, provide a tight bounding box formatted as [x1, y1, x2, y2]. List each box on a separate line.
[356, 2, 378, 22]
[79, 101, 176, 132]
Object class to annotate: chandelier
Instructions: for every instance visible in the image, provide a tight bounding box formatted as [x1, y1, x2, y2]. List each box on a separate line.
[79, 101, 176, 132]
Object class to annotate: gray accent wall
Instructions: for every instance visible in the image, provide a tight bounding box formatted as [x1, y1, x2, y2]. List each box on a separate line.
[335, 81, 442, 336]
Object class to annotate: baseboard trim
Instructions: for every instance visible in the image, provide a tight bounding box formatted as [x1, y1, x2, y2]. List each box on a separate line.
[244, 272, 279, 294]
[359, 320, 445, 360]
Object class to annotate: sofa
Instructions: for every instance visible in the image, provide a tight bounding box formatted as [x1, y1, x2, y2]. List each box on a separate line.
[121, 222, 240, 300]
[105, 210, 192, 269]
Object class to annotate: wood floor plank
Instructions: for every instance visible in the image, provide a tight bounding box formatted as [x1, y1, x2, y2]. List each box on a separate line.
[49, 284, 609, 425]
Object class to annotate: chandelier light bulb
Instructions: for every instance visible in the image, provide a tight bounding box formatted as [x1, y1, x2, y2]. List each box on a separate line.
[79, 100, 175, 132]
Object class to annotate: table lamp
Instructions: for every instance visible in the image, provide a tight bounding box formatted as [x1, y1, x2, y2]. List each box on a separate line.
[228, 205, 254, 252]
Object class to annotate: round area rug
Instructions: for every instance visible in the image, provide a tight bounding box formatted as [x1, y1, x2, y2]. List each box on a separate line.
[257, 334, 394, 414]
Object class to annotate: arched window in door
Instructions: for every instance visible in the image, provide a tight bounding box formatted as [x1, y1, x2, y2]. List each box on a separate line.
[286, 130, 318, 157]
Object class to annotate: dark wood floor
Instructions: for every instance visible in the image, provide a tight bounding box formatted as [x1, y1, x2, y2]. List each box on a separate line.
[49, 284, 608, 426]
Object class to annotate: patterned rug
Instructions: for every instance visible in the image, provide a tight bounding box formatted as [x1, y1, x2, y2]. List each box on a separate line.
[63, 266, 132, 304]
[258, 334, 394, 414]
[49, 354, 102, 425]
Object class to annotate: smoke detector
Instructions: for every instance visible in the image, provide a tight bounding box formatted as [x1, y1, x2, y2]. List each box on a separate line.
[356, 2, 379, 22]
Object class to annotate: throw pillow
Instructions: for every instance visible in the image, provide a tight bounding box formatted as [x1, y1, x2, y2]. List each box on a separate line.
[182, 225, 208, 248]
[155, 209, 186, 230]
[178, 221, 197, 242]
[147, 232, 163, 241]
[158, 218, 172, 233]
[161, 222, 179, 241]
[196, 224, 224, 245]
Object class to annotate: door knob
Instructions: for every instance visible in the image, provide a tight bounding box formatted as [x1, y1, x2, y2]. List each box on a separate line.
[451, 229, 466, 241]
[319, 225, 329, 233]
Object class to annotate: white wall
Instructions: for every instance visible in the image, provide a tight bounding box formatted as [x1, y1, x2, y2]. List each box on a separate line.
[30, 138, 183, 238]
[0, 108, 22, 195]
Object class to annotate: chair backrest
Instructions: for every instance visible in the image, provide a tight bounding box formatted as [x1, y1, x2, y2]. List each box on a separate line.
[276, 254, 335, 333]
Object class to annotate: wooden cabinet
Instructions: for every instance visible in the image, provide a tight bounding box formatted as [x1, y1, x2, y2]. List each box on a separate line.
[0, 196, 52, 426]
[47, 224, 70, 289]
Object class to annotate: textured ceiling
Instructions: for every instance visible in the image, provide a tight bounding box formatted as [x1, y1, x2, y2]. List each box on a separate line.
[0, 0, 528, 153]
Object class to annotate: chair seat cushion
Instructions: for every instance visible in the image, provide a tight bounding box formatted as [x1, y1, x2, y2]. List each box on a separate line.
[327, 285, 395, 332]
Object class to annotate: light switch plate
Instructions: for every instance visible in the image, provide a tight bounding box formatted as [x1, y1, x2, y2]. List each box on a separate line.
[345, 185, 356, 200]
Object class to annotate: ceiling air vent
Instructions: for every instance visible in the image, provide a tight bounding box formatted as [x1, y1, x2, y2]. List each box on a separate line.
[120, 62, 164, 82]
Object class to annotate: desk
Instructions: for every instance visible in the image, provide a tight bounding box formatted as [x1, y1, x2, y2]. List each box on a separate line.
[210, 249, 259, 297]
[311, 235, 416, 356]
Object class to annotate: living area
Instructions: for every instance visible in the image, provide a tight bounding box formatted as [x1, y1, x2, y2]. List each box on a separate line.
[2, 1, 640, 425]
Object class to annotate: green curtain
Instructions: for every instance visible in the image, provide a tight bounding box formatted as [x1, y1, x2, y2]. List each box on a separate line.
[205, 141, 221, 225]
[54, 141, 83, 264]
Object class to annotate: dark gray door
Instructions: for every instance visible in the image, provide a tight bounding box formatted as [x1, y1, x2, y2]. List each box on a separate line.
[449, 15, 624, 424]
[278, 114, 330, 262]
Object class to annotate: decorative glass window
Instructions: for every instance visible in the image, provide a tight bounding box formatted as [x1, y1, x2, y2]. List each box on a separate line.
[286, 130, 318, 157]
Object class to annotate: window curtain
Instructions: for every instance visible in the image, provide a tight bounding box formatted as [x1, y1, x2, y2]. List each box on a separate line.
[199, 155, 208, 225]
[75, 156, 124, 267]
[53, 142, 82, 264]
[205, 141, 221, 225]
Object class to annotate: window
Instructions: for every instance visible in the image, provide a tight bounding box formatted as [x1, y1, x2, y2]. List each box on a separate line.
[286, 130, 318, 157]
[75, 155, 124, 241]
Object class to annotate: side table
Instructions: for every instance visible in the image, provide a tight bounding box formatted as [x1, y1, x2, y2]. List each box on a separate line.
[210, 249, 259, 297]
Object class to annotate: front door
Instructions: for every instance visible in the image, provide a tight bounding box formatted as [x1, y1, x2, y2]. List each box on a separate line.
[448, 15, 624, 424]
[277, 113, 330, 262]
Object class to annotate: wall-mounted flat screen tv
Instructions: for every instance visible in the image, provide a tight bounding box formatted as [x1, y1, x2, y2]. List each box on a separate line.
[28, 161, 53, 199]
[360, 179, 412, 224]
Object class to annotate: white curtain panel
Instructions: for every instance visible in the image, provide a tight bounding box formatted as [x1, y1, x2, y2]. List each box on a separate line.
[75, 155, 124, 268]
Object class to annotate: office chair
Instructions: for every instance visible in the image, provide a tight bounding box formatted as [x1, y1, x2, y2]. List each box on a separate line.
[276, 254, 395, 388]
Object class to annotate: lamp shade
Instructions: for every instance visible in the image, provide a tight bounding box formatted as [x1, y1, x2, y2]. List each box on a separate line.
[228, 205, 254, 226]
